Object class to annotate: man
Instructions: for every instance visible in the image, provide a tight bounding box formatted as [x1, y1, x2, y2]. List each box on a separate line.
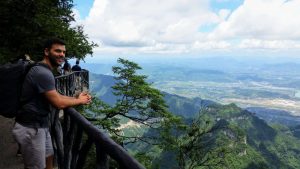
[72, 59, 82, 72]
[71, 59, 82, 91]
[12, 38, 92, 169]
[62, 59, 71, 74]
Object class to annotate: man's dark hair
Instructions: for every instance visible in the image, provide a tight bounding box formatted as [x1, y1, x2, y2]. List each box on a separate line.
[44, 38, 66, 49]
[76, 60, 80, 65]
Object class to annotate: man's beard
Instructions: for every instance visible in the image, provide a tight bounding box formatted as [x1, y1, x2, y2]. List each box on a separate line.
[48, 54, 62, 67]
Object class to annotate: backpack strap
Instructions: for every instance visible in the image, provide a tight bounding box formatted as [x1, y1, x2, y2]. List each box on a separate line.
[24, 62, 51, 73]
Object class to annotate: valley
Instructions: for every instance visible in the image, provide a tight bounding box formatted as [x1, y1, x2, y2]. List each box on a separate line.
[153, 80, 300, 116]
[85, 56, 300, 123]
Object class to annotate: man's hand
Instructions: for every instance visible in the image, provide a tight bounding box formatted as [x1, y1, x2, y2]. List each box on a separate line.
[45, 90, 92, 109]
[78, 92, 92, 105]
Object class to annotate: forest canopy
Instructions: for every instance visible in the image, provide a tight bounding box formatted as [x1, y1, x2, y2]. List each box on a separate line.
[0, 0, 97, 64]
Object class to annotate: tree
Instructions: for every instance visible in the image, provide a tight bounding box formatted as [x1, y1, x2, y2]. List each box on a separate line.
[0, 0, 97, 64]
[159, 108, 246, 169]
[85, 58, 180, 145]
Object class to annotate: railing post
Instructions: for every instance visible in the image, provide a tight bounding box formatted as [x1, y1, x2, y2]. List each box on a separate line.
[50, 108, 64, 169]
[64, 116, 76, 169]
[96, 143, 109, 169]
[63, 111, 71, 169]
[71, 126, 83, 169]
[75, 137, 94, 169]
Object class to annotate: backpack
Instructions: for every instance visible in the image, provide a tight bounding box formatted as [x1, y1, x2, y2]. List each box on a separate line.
[0, 60, 35, 118]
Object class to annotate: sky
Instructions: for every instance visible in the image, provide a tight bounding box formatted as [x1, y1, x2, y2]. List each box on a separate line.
[72, 0, 300, 61]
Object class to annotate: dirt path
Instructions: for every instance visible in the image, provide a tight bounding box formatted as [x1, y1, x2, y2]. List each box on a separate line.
[0, 116, 23, 169]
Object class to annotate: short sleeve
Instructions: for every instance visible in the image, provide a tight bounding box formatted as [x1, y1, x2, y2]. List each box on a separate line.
[31, 66, 56, 93]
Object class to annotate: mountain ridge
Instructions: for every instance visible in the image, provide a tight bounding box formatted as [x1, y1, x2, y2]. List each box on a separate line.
[89, 72, 300, 168]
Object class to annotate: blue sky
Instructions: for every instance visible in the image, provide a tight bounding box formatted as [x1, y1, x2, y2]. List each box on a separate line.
[72, 0, 300, 61]
[73, 0, 94, 19]
[210, 0, 244, 13]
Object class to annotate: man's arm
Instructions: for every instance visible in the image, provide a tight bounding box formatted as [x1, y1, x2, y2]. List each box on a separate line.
[44, 90, 91, 109]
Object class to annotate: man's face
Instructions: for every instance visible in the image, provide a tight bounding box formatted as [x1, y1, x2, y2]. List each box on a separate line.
[45, 44, 66, 67]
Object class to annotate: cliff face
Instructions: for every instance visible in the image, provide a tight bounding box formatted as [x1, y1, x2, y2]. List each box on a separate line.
[0, 116, 23, 169]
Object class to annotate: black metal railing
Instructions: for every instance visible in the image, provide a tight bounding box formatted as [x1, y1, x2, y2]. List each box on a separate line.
[55, 70, 89, 96]
[50, 70, 145, 169]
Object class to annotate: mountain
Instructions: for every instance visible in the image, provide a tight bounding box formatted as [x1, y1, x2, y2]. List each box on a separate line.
[152, 104, 300, 169]
[162, 92, 216, 118]
[90, 72, 299, 125]
[143, 66, 233, 82]
[89, 73, 117, 105]
[261, 63, 300, 76]
[246, 107, 300, 127]
[215, 104, 300, 169]
[90, 72, 216, 117]
[89, 72, 300, 168]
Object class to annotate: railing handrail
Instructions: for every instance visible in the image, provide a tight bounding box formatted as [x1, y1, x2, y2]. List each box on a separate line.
[65, 107, 145, 169]
[52, 70, 145, 169]
[55, 69, 89, 79]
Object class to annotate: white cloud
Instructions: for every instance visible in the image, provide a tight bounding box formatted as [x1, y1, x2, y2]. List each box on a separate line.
[211, 0, 300, 41]
[81, 0, 221, 52]
[218, 9, 231, 21]
[76, 0, 300, 56]
[193, 40, 232, 50]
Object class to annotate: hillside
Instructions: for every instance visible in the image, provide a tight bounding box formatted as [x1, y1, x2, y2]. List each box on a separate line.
[203, 104, 300, 169]
[89, 73, 116, 105]
[246, 107, 300, 127]
[134, 104, 300, 169]
[89, 72, 300, 168]
[162, 92, 216, 118]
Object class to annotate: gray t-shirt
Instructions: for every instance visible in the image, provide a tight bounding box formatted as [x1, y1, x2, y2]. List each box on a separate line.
[16, 64, 55, 128]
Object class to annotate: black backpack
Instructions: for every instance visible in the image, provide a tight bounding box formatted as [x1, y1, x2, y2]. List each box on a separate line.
[0, 60, 35, 118]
